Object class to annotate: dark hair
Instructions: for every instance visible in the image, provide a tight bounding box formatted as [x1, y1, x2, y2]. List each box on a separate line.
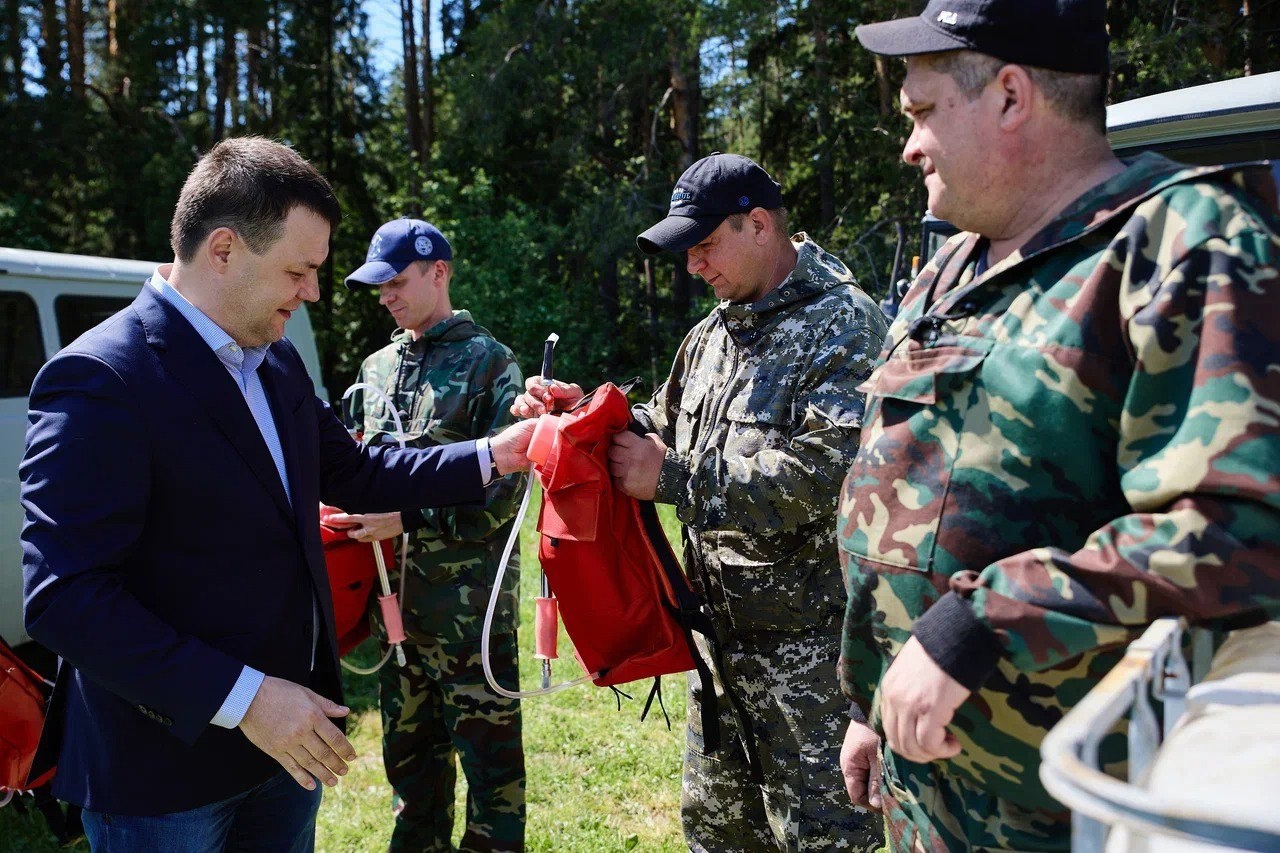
[170, 136, 342, 262]
[725, 207, 790, 236]
[924, 51, 1107, 134]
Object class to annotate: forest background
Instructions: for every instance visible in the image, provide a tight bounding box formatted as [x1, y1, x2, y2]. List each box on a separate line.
[2, 0, 1277, 398]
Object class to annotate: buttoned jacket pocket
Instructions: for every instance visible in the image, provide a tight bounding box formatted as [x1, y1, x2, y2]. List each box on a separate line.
[840, 335, 993, 575]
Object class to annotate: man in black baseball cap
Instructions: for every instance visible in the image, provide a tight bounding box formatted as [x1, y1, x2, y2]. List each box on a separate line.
[853, 0, 1108, 75]
[637, 153, 785, 254]
[516, 152, 888, 851]
[839, 3, 1280, 852]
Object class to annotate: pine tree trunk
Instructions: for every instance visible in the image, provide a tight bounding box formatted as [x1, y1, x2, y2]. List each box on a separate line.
[246, 24, 262, 127]
[214, 17, 232, 139]
[401, 0, 424, 189]
[5, 0, 23, 99]
[812, 3, 835, 230]
[39, 0, 63, 95]
[265, 0, 278, 129]
[421, 0, 434, 162]
[192, 9, 206, 117]
[107, 0, 118, 62]
[1243, 0, 1278, 75]
[668, 20, 702, 315]
[66, 0, 85, 100]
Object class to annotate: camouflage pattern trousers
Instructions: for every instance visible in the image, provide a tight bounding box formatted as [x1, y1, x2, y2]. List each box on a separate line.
[683, 631, 882, 852]
[379, 633, 525, 852]
[880, 745, 1070, 851]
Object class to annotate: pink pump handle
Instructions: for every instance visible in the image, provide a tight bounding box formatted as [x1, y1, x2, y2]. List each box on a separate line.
[534, 596, 559, 660]
[379, 594, 406, 645]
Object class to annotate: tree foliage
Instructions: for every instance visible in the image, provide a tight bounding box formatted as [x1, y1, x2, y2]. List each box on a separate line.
[3, 0, 1274, 395]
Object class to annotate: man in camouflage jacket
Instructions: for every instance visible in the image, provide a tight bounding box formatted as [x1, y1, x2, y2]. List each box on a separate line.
[335, 219, 526, 852]
[844, 3, 1280, 849]
[516, 154, 887, 852]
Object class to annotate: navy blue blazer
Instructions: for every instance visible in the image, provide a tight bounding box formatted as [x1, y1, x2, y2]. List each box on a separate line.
[20, 284, 485, 815]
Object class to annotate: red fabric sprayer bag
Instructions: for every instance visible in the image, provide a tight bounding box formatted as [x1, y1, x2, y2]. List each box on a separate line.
[534, 383, 699, 686]
[521, 381, 759, 772]
[319, 505, 394, 658]
[0, 635, 54, 795]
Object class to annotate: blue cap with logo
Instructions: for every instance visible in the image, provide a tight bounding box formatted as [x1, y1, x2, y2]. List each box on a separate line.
[636, 153, 785, 255]
[344, 218, 453, 288]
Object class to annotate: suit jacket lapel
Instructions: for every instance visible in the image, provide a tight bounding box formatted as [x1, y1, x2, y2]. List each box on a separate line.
[262, 347, 337, 643]
[135, 286, 294, 522]
[260, 348, 307, 530]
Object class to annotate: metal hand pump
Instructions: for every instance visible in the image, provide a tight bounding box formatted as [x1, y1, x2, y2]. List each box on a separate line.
[534, 333, 560, 689]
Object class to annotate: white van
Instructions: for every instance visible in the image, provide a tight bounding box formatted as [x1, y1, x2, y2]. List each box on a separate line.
[0, 247, 327, 651]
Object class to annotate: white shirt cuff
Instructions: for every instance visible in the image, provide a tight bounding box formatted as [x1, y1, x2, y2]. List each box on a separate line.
[476, 436, 493, 485]
[210, 665, 265, 729]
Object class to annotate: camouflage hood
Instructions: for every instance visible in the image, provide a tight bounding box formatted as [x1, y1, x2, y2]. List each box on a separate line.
[716, 234, 858, 345]
[389, 309, 491, 350]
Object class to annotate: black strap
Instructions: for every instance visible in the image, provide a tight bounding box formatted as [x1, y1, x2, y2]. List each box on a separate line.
[626, 433, 763, 782]
[640, 676, 672, 731]
[609, 685, 633, 712]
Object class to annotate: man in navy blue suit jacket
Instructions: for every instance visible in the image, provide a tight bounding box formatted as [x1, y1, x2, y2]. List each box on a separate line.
[20, 137, 535, 852]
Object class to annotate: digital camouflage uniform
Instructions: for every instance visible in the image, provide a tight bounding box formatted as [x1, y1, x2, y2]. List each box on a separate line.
[838, 154, 1280, 851]
[349, 310, 526, 853]
[635, 234, 888, 852]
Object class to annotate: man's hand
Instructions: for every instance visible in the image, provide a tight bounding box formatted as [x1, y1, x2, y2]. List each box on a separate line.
[840, 719, 884, 812]
[490, 418, 538, 475]
[511, 376, 584, 419]
[238, 675, 356, 790]
[607, 430, 666, 501]
[324, 511, 404, 542]
[879, 636, 969, 764]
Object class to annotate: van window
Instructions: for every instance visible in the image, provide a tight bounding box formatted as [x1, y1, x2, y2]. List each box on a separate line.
[1113, 129, 1280, 167]
[0, 290, 45, 397]
[55, 294, 134, 348]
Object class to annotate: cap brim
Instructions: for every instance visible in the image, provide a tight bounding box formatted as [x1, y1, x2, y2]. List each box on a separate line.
[343, 259, 404, 289]
[854, 16, 968, 57]
[636, 215, 724, 255]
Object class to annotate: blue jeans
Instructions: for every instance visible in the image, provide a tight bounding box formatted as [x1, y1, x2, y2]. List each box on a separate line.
[81, 770, 322, 852]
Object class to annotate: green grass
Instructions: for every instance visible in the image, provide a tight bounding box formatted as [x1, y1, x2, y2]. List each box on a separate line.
[1, 486, 688, 852]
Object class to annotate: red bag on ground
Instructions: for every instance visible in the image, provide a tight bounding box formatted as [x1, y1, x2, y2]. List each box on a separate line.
[1, 635, 54, 794]
[319, 506, 394, 658]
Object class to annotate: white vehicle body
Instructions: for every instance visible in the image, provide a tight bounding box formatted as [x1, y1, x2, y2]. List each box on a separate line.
[0, 247, 327, 648]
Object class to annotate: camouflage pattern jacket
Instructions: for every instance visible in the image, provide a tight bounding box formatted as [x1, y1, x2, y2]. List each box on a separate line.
[838, 154, 1280, 810]
[638, 234, 887, 634]
[349, 311, 525, 645]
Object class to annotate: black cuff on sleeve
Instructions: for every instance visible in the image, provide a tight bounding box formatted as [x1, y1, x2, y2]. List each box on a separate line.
[400, 510, 428, 533]
[912, 591, 1004, 693]
[847, 701, 867, 724]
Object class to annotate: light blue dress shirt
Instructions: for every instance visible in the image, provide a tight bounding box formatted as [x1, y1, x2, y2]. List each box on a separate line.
[149, 271, 292, 729]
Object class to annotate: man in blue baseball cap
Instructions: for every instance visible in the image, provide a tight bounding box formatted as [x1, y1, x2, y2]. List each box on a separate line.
[344, 218, 454, 288]
[337, 218, 528, 851]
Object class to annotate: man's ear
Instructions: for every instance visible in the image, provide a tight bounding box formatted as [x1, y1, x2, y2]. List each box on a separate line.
[432, 260, 448, 287]
[994, 64, 1035, 133]
[205, 227, 236, 272]
[750, 208, 772, 244]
